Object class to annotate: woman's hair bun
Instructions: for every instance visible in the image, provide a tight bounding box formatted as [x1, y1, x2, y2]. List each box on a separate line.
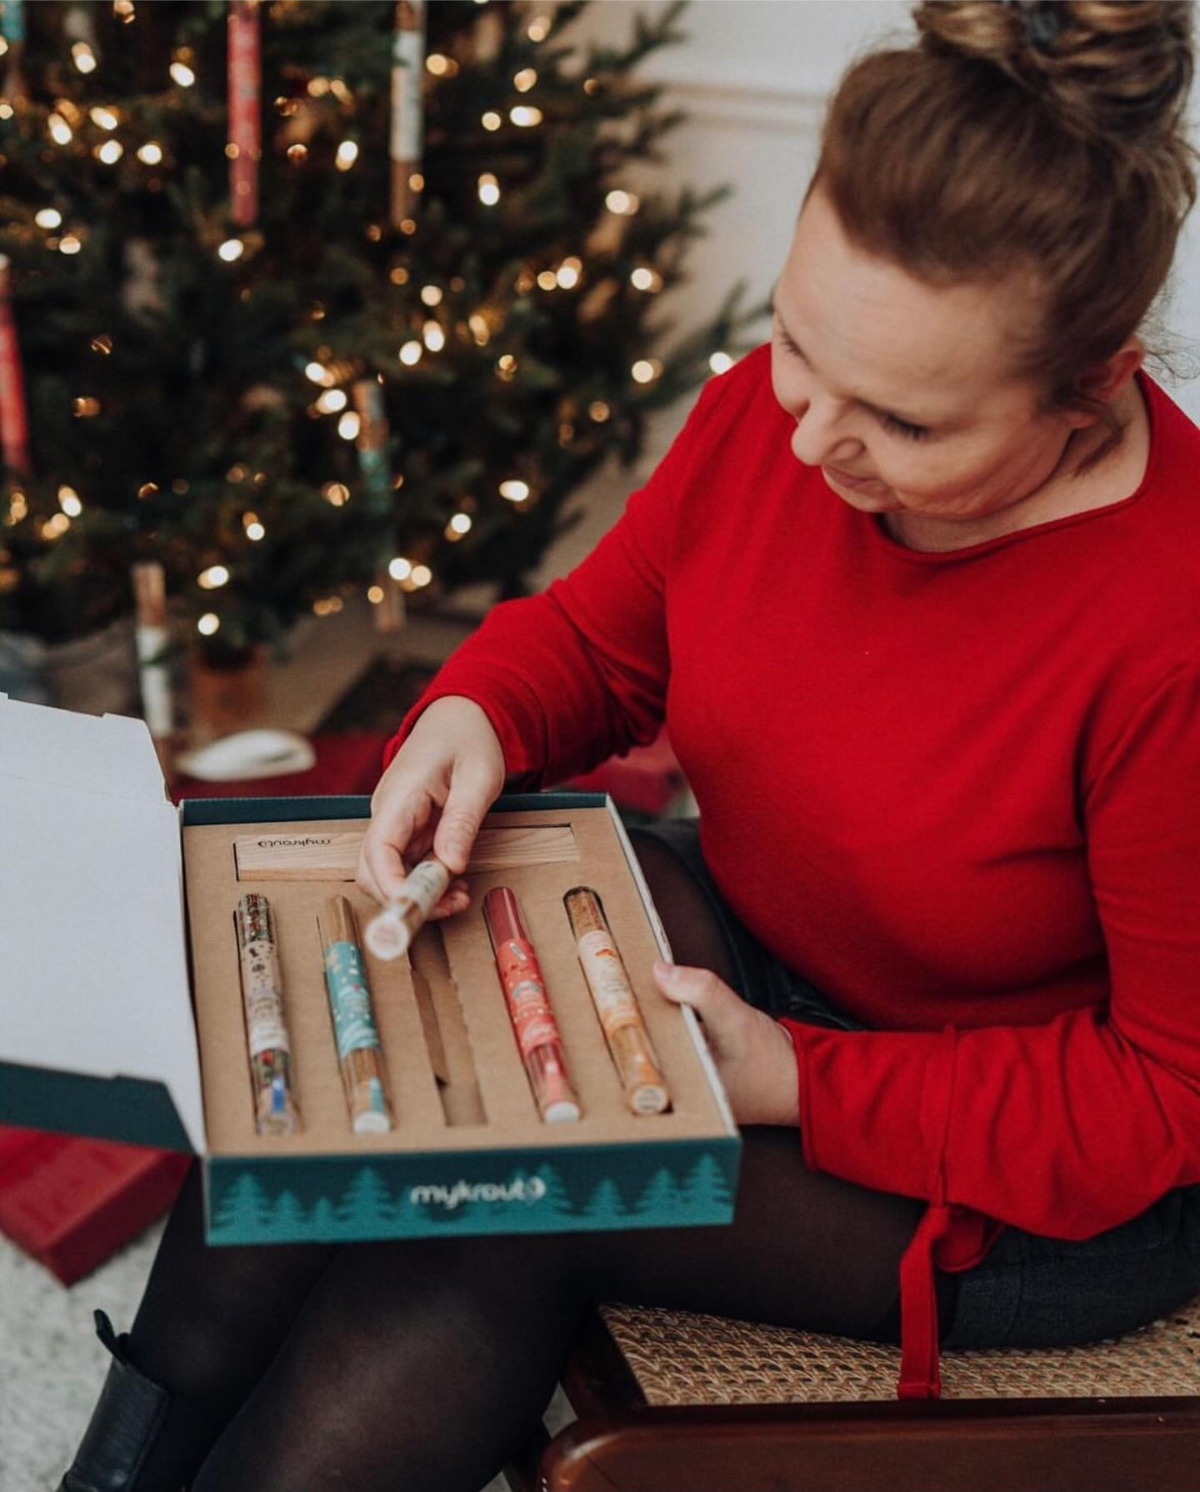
[913, 1, 1193, 145]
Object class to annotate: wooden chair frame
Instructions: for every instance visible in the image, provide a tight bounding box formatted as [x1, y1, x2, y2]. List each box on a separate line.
[504, 1305, 1200, 1492]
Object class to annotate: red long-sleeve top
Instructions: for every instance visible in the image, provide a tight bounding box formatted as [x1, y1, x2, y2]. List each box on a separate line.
[386, 346, 1200, 1396]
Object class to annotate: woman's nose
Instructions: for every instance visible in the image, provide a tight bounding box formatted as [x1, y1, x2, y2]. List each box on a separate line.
[790, 396, 861, 469]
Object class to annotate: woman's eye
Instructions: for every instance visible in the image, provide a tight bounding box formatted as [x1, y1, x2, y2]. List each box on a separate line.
[881, 411, 930, 442]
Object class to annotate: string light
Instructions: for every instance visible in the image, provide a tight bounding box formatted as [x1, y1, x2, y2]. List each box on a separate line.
[137, 482, 159, 499]
[197, 613, 220, 636]
[409, 171, 424, 192]
[42, 513, 71, 539]
[305, 361, 334, 386]
[198, 565, 230, 589]
[58, 485, 83, 516]
[631, 359, 662, 384]
[536, 270, 557, 291]
[510, 105, 543, 127]
[316, 389, 348, 414]
[390, 267, 410, 285]
[35, 209, 62, 229]
[48, 113, 74, 145]
[90, 334, 113, 354]
[709, 351, 734, 374]
[59, 236, 83, 255]
[388, 556, 412, 581]
[411, 565, 432, 588]
[312, 596, 344, 616]
[243, 513, 266, 540]
[218, 238, 245, 262]
[329, 79, 353, 105]
[307, 77, 331, 96]
[478, 173, 500, 205]
[170, 61, 196, 88]
[469, 314, 490, 345]
[95, 140, 124, 164]
[420, 285, 443, 306]
[426, 53, 451, 75]
[322, 482, 350, 506]
[367, 585, 384, 604]
[583, 77, 600, 95]
[227, 464, 248, 482]
[496, 353, 517, 380]
[556, 257, 582, 289]
[337, 411, 361, 440]
[72, 43, 97, 74]
[631, 267, 663, 293]
[482, 111, 502, 131]
[0, 36, 7, 57]
[606, 189, 639, 215]
[137, 142, 163, 164]
[114, 0, 136, 19]
[514, 68, 538, 92]
[6, 492, 28, 523]
[499, 479, 529, 502]
[423, 321, 445, 352]
[0, 103, 12, 120]
[398, 340, 423, 366]
[446, 512, 472, 539]
[73, 396, 100, 415]
[589, 401, 611, 422]
[287, 144, 308, 163]
[90, 106, 119, 130]
[528, 15, 551, 40]
[336, 140, 359, 171]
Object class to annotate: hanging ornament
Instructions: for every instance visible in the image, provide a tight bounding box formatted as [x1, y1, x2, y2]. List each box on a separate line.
[228, 0, 262, 227]
[0, 0, 27, 102]
[352, 378, 405, 635]
[390, 0, 425, 231]
[0, 256, 31, 477]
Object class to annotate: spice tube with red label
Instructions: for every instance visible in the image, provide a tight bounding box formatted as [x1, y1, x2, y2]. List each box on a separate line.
[564, 887, 671, 1115]
[482, 886, 581, 1123]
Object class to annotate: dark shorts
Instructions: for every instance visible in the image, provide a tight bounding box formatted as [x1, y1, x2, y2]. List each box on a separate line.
[634, 817, 1200, 1352]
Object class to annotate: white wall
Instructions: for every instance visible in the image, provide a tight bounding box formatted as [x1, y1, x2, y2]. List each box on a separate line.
[533, 0, 1200, 588]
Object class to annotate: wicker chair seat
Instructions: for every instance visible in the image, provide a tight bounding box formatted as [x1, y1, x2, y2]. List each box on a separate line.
[599, 1291, 1200, 1404]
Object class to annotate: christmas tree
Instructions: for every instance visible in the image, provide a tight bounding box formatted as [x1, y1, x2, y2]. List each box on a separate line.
[0, 0, 755, 672]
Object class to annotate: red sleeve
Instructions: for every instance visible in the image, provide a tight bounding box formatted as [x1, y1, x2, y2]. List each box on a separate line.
[783, 659, 1200, 1239]
[383, 370, 735, 786]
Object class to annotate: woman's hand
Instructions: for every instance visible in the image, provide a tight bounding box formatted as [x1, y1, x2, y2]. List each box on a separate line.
[356, 695, 505, 912]
[653, 960, 800, 1127]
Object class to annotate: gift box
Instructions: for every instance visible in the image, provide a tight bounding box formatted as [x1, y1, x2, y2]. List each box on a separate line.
[1, 696, 739, 1247]
[0, 1124, 190, 1284]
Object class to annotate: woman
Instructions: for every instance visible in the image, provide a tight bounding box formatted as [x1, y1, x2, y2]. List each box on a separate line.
[61, 3, 1200, 1488]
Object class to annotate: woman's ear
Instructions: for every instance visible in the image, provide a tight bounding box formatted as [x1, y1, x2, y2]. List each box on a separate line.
[1081, 337, 1146, 404]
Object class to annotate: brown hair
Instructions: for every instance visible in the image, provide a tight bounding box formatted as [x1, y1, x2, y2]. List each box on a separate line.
[813, 1, 1196, 466]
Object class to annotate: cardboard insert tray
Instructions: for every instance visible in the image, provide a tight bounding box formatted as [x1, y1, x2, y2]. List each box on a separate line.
[0, 698, 739, 1246]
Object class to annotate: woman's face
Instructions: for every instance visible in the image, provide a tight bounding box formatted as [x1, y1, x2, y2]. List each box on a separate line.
[770, 187, 1087, 547]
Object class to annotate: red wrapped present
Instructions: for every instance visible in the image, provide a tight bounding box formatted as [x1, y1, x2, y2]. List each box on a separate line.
[0, 1125, 190, 1285]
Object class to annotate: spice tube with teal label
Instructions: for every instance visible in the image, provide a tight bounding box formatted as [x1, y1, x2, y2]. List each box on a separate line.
[318, 895, 393, 1134]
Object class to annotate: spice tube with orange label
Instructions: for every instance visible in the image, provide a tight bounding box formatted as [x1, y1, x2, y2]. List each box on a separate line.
[482, 886, 581, 1123]
[564, 887, 671, 1115]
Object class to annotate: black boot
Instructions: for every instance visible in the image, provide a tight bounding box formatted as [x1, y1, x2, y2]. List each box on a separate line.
[59, 1309, 174, 1491]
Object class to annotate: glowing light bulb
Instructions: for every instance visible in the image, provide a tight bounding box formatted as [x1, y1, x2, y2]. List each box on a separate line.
[499, 479, 529, 502]
[426, 53, 450, 75]
[510, 105, 543, 127]
[527, 15, 551, 40]
[91, 106, 119, 130]
[423, 321, 445, 352]
[398, 341, 423, 366]
[59, 236, 83, 255]
[316, 389, 348, 414]
[606, 189, 639, 215]
[48, 114, 73, 145]
[336, 140, 359, 171]
[218, 239, 245, 262]
[537, 270, 557, 291]
[589, 401, 611, 422]
[469, 314, 490, 345]
[170, 61, 196, 87]
[388, 556, 412, 581]
[72, 43, 97, 74]
[632, 359, 661, 384]
[197, 613, 220, 636]
[420, 285, 443, 306]
[198, 565, 230, 589]
[337, 411, 361, 441]
[482, 111, 502, 131]
[35, 209, 62, 230]
[306, 362, 333, 386]
[58, 486, 83, 516]
[322, 483, 350, 506]
[709, 351, 734, 375]
[96, 140, 124, 164]
[367, 585, 384, 604]
[411, 564, 432, 588]
[478, 173, 500, 206]
[448, 512, 472, 536]
[556, 260, 581, 290]
[514, 68, 538, 92]
[137, 142, 163, 165]
[631, 267, 662, 292]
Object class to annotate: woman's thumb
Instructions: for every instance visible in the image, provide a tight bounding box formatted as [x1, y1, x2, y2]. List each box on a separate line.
[432, 787, 487, 875]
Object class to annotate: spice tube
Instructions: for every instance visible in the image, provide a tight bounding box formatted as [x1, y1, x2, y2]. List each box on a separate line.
[318, 896, 394, 1134]
[483, 887, 581, 1123]
[365, 855, 452, 960]
[564, 887, 671, 1115]
[235, 894, 302, 1136]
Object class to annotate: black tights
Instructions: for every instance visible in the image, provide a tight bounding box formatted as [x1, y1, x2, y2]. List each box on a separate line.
[123, 831, 946, 1492]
